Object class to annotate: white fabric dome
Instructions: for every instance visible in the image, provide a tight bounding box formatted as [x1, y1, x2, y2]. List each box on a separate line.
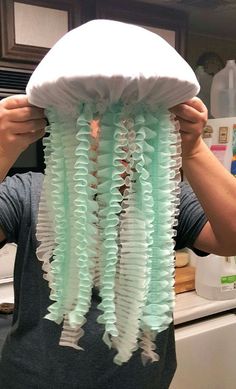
[26, 19, 199, 109]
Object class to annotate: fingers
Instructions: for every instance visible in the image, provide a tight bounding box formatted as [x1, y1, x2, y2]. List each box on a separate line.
[0, 94, 46, 135]
[2, 95, 45, 123]
[170, 97, 208, 124]
[169, 97, 208, 140]
[179, 97, 207, 113]
[1, 94, 45, 121]
[170, 96, 206, 113]
[169, 98, 208, 159]
[1, 116, 47, 134]
[8, 106, 45, 122]
[0, 95, 46, 168]
[12, 118, 46, 134]
[19, 128, 46, 142]
[15, 128, 46, 150]
[177, 118, 202, 133]
[1, 94, 33, 109]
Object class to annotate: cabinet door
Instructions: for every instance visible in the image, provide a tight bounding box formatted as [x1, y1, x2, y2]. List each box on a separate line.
[94, 0, 187, 57]
[0, 0, 91, 70]
[0, 0, 188, 71]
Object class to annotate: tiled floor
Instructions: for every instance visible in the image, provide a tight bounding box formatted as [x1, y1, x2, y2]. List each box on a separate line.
[0, 314, 12, 353]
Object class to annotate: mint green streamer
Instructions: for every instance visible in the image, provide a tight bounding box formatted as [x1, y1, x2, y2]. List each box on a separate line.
[68, 105, 98, 327]
[97, 104, 127, 338]
[140, 109, 177, 332]
[41, 105, 99, 328]
[36, 100, 180, 364]
[43, 109, 71, 324]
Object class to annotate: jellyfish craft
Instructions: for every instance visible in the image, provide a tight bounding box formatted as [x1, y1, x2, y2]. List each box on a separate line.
[26, 19, 199, 366]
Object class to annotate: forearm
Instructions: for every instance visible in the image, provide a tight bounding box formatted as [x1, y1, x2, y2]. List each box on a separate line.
[0, 149, 19, 182]
[183, 138, 236, 251]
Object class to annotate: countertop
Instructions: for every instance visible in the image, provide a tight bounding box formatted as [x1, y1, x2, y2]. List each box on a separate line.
[174, 290, 236, 325]
[1, 281, 236, 326]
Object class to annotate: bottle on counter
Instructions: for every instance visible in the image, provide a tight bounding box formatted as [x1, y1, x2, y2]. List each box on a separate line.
[195, 254, 236, 300]
[210, 59, 236, 118]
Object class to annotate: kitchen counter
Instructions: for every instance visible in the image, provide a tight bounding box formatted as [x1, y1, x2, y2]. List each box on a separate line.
[174, 290, 236, 325]
[1, 279, 236, 327]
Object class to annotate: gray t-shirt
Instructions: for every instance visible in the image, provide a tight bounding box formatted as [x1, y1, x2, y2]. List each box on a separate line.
[0, 173, 207, 389]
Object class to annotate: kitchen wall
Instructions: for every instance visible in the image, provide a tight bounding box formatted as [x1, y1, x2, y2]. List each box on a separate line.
[187, 31, 236, 70]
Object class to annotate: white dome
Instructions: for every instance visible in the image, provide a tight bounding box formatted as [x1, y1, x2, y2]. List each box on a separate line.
[27, 19, 199, 110]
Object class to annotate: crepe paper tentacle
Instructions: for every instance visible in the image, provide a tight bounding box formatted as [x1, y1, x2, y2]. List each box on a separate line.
[36, 100, 181, 364]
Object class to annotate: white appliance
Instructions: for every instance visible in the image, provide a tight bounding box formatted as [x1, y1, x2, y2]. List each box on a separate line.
[170, 291, 236, 389]
[0, 243, 16, 304]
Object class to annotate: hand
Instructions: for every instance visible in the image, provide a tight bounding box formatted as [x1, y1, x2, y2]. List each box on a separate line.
[169, 97, 208, 159]
[0, 94, 46, 164]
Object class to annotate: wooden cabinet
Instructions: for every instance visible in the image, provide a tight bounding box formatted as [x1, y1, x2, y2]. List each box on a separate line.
[94, 0, 187, 57]
[0, 0, 188, 71]
[0, 0, 93, 70]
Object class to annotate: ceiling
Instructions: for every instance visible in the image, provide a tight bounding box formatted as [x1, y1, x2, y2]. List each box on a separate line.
[142, 0, 236, 39]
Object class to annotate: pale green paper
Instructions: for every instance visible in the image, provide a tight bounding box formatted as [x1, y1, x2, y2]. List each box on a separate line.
[36, 101, 181, 365]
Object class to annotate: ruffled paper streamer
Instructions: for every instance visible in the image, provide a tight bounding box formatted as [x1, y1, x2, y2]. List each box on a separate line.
[36, 101, 181, 365]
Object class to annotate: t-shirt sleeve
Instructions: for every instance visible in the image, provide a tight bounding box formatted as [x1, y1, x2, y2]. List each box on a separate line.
[0, 173, 33, 244]
[174, 181, 208, 255]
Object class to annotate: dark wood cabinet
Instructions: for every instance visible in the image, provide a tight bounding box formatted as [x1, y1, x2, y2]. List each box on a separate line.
[0, 0, 187, 71]
[0, 0, 93, 70]
[94, 0, 187, 57]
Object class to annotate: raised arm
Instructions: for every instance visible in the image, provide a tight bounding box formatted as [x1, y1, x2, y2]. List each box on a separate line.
[170, 97, 236, 256]
[0, 94, 46, 242]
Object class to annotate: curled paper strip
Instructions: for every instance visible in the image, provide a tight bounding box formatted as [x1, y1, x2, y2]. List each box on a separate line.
[36, 101, 181, 365]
